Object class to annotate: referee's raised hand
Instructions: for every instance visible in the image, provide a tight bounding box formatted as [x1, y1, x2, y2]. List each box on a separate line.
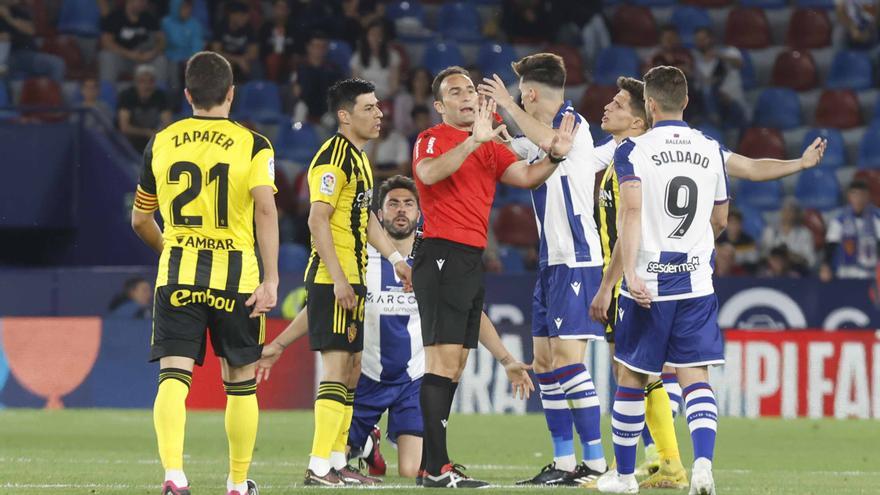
[472, 96, 507, 144]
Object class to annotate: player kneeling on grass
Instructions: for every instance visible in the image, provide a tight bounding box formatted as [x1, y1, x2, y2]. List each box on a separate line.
[257, 175, 534, 483]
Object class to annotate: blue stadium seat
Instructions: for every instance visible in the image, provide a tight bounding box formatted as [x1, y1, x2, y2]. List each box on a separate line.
[235, 81, 283, 124]
[275, 121, 320, 164]
[498, 246, 526, 274]
[753, 88, 802, 130]
[72, 80, 118, 113]
[795, 168, 840, 211]
[857, 124, 880, 169]
[327, 40, 353, 76]
[478, 42, 517, 83]
[57, 0, 101, 37]
[437, 2, 483, 43]
[826, 50, 874, 90]
[594, 46, 640, 85]
[279, 244, 310, 273]
[739, 0, 788, 7]
[741, 50, 758, 91]
[736, 179, 783, 211]
[386, 1, 426, 23]
[0, 84, 18, 121]
[802, 128, 845, 168]
[737, 206, 766, 239]
[697, 123, 724, 143]
[493, 183, 533, 207]
[795, 0, 835, 8]
[422, 41, 465, 76]
[670, 6, 712, 47]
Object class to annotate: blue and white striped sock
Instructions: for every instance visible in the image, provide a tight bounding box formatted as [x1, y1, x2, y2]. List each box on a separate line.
[662, 373, 683, 418]
[683, 382, 718, 462]
[556, 363, 606, 472]
[611, 386, 645, 476]
[537, 371, 576, 471]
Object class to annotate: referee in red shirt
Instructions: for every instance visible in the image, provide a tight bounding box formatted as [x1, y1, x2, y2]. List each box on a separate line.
[412, 66, 578, 488]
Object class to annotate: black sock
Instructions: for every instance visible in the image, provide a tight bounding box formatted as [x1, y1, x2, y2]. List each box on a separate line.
[420, 373, 452, 475]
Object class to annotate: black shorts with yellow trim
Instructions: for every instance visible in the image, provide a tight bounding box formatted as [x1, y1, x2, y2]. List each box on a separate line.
[306, 281, 367, 352]
[604, 290, 621, 344]
[150, 284, 265, 367]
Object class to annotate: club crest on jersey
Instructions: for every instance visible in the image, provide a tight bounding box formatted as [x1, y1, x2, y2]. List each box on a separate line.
[570, 281, 581, 296]
[554, 317, 563, 329]
[320, 172, 336, 195]
[347, 322, 358, 343]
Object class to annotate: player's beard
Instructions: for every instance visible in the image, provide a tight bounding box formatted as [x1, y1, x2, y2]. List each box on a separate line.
[383, 215, 416, 240]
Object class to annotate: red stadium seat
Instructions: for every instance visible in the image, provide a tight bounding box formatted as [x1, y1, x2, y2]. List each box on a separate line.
[815, 89, 862, 129]
[771, 50, 818, 91]
[855, 169, 880, 206]
[737, 128, 786, 159]
[802, 208, 826, 250]
[725, 8, 771, 49]
[787, 8, 832, 49]
[493, 204, 538, 247]
[611, 6, 658, 47]
[544, 44, 587, 85]
[20, 77, 66, 122]
[578, 84, 618, 124]
[41, 35, 89, 80]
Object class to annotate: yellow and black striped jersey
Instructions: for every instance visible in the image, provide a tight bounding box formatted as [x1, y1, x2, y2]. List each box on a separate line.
[305, 133, 374, 286]
[597, 160, 623, 300]
[134, 116, 277, 293]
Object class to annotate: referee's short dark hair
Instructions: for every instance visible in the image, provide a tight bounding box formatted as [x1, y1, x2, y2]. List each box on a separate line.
[185, 51, 233, 110]
[432, 66, 470, 101]
[327, 78, 376, 114]
[378, 175, 419, 209]
[643, 65, 688, 114]
[511, 53, 566, 89]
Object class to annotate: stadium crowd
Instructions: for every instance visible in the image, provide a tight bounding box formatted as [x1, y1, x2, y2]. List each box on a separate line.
[2, 0, 879, 280]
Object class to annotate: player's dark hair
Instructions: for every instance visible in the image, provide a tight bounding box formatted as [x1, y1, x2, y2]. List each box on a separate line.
[378, 175, 419, 209]
[643, 65, 688, 114]
[511, 53, 566, 89]
[327, 78, 376, 114]
[849, 179, 869, 191]
[432, 66, 470, 101]
[616, 76, 647, 127]
[185, 51, 233, 110]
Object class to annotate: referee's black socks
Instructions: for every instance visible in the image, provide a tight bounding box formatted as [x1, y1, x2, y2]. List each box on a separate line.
[420, 373, 453, 475]
[419, 379, 459, 474]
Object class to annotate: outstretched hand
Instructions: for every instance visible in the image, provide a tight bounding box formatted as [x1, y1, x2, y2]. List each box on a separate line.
[477, 74, 516, 109]
[472, 96, 508, 144]
[503, 359, 534, 400]
[538, 112, 578, 159]
[800, 137, 827, 170]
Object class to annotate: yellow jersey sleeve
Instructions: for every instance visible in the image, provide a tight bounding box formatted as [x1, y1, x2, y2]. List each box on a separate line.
[248, 132, 278, 193]
[134, 136, 159, 213]
[308, 164, 348, 207]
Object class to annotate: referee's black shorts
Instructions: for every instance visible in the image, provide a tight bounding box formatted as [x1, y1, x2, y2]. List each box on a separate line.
[412, 238, 484, 349]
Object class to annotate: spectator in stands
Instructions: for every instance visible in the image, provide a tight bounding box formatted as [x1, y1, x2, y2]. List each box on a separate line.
[99, 0, 168, 83]
[714, 242, 748, 277]
[501, 0, 551, 43]
[408, 104, 432, 147]
[211, 1, 260, 82]
[336, 0, 368, 50]
[117, 65, 172, 152]
[0, 0, 65, 80]
[162, 0, 204, 96]
[545, 0, 608, 66]
[821, 180, 880, 281]
[759, 245, 802, 278]
[761, 197, 817, 271]
[258, 0, 296, 81]
[394, 67, 437, 136]
[289, 31, 342, 122]
[649, 26, 694, 76]
[835, 0, 878, 49]
[107, 276, 152, 319]
[350, 20, 400, 100]
[692, 27, 747, 128]
[80, 77, 114, 129]
[366, 108, 410, 183]
[717, 209, 759, 272]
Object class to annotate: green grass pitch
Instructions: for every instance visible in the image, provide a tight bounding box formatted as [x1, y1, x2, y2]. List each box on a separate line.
[0, 409, 877, 494]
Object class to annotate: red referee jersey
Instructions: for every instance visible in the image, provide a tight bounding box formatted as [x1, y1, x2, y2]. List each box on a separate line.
[412, 123, 518, 249]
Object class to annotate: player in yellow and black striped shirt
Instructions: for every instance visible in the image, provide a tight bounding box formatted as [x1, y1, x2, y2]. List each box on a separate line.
[130, 51, 278, 495]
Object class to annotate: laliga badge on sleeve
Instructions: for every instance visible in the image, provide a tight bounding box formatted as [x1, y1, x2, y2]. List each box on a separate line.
[320, 172, 336, 195]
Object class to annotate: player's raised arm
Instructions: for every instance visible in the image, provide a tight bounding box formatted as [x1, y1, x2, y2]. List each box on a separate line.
[726, 137, 826, 181]
[477, 312, 534, 400]
[499, 112, 577, 189]
[414, 97, 504, 185]
[478, 73, 556, 147]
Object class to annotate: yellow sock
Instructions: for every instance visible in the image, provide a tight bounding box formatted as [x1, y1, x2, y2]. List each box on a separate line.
[645, 379, 680, 462]
[311, 382, 347, 459]
[224, 379, 259, 484]
[154, 368, 192, 471]
[332, 389, 355, 454]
